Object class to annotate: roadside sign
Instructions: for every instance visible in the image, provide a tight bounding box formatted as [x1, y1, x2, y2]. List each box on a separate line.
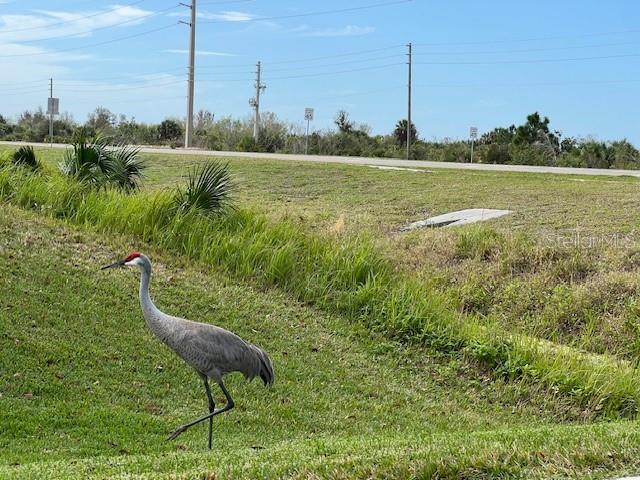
[47, 97, 59, 115]
[470, 127, 478, 140]
[304, 108, 314, 121]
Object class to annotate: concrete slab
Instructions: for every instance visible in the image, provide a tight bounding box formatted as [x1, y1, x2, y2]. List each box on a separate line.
[401, 208, 512, 231]
[366, 165, 429, 173]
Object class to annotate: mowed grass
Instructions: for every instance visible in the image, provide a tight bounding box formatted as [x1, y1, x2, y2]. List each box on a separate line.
[4, 145, 640, 237]
[0, 204, 605, 479]
[6, 145, 640, 363]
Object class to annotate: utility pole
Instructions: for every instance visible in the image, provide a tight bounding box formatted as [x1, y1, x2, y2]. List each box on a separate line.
[182, 0, 197, 148]
[406, 42, 412, 160]
[49, 78, 53, 146]
[250, 61, 266, 141]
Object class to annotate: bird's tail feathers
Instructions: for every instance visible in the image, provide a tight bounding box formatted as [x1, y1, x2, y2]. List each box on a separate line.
[251, 344, 274, 387]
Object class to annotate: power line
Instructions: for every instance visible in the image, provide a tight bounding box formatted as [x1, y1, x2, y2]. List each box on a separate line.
[198, 0, 255, 4]
[413, 41, 640, 56]
[413, 29, 640, 47]
[53, 69, 187, 85]
[265, 54, 402, 72]
[0, 78, 187, 96]
[264, 63, 403, 80]
[71, 95, 185, 106]
[414, 52, 640, 65]
[0, 78, 50, 87]
[412, 79, 640, 88]
[199, 0, 413, 24]
[195, 45, 403, 70]
[6, 4, 181, 45]
[58, 80, 187, 93]
[0, 0, 149, 33]
[0, 23, 179, 58]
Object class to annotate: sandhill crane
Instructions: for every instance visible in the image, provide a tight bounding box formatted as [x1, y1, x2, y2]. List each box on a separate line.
[102, 252, 274, 449]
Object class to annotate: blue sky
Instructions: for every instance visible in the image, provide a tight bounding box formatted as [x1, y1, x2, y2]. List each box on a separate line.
[1, 0, 639, 143]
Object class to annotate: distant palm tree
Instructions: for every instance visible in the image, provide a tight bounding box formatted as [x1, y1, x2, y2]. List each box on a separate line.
[393, 119, 417, 146]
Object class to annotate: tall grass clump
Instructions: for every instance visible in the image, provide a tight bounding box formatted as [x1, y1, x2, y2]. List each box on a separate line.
[12, 146, 41, 171]
[2, 166, 640, 418]
[59, 128, 146, 191]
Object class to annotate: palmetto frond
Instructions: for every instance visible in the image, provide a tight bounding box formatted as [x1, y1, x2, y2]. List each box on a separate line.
[108, 144, 146, 192]
[12, 146, 40, 171]
[175, 161, 235, 215]
[60, 129, 146, 191]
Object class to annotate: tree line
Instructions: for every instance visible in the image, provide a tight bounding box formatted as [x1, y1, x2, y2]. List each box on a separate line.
[1, 107, 638, 169]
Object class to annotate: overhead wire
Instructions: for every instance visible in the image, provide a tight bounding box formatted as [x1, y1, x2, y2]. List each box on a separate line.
[0, 0, 149, 33]
[0, 23, 179, 58]
[413, 40, 640, 56]
[264, 63, 403, 80]
[413, 28, 640, 47]
[199, 0, 413, 24]
[414, 52, 640, 65]
[4, 4, 182, 45]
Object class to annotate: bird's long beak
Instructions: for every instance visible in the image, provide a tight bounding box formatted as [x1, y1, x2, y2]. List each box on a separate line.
[101, 259, 126, 270]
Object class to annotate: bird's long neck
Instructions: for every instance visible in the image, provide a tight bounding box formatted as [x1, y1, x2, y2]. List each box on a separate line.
[139, 264, 164, 331]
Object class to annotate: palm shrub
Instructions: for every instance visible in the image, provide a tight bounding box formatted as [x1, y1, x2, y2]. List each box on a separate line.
[108, 143, 145, 191]
[60, 129, 112, 187]
[12, 146, 40, 171]
[174, 161, 234, 216]
[60, 129, 145, 190]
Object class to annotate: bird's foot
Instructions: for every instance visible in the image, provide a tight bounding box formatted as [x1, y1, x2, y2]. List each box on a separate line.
[167, 424, 189, 441]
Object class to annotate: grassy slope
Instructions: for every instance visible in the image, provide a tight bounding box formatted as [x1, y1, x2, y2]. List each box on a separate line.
[14, 145, 640, 362]
[0, 205, 604, 479]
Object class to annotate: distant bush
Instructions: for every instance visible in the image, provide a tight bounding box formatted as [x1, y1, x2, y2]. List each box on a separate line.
[476, 144, 511, 164]
[1, 107, 638, 170]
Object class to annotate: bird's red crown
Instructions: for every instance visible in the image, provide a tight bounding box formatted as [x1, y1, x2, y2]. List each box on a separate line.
[125, 252, 141, 262]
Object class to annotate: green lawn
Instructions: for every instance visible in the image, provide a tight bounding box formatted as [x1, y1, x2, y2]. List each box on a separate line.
[4, 145, 640, 362]
[3, 148, 640, 477]
[0, 205, 593, 479]
[3, 205, 640, 479]
[3, 145, 640, 238]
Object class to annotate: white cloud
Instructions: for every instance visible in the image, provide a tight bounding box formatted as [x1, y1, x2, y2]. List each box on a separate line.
[0, 4, 157, 119]
[0, 42, 91, 61]
[0, 5, 152, 42]
[304, 25, 375, 37]
[198, 10, 255, 22]
[288, 24, 309, 33]
[164, 49, 238, 57]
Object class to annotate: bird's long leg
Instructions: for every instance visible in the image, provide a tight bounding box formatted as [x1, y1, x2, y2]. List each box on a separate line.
[167, 380, 235, 442]
[204, 377, 215, 450]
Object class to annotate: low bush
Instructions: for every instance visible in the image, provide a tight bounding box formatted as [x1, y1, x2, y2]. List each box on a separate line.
[174, 161, 235, 216]
[59, 129, 146, 191]
[12, 146, 40, 171]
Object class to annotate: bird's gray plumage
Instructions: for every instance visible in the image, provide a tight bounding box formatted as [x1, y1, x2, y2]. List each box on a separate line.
[104, 252, 273, 448]
[137, 255, 273, 386]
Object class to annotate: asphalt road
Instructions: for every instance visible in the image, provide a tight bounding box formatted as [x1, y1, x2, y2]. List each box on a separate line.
[3, 141, 640, 178]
